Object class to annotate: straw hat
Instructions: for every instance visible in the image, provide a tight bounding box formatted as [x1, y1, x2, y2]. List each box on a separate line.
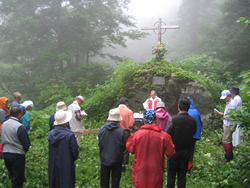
[107, 108, 123, 122]
[54, 110, 72, 125]
[56, 101, 67, 111]
[76, 96, 84, 102]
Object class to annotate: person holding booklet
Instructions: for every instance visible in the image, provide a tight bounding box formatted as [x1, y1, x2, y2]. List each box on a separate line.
[216, 90, 237, 162]
[68, 96, 86, 146]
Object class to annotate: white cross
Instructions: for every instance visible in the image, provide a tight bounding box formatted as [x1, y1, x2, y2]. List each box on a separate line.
[141, 18, 179, 43]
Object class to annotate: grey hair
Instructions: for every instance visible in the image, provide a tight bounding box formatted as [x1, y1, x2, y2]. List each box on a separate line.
[13, 92, 21, 99]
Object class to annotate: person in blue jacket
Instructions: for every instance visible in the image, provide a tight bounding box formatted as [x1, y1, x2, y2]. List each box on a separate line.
[47, 110, 79, 188]
[187, 96, 203, 171]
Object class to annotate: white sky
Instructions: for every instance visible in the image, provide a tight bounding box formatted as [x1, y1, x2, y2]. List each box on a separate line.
[95, 0, 184, 63]
[127, 0, 182, 26]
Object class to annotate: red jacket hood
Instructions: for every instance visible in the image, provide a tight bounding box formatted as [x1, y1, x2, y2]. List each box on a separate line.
[155, 108, 170, 120]
[139, 124, 162, 132]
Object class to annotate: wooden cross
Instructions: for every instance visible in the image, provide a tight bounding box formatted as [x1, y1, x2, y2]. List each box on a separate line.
[141, 18, 179, 43]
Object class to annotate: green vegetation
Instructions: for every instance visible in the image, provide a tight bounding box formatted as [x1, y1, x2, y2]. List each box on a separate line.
[84, 60, 200, 122]
[1, 108, 249, 187]
[0, 0, 145, 107]
[0, 0, 249, 187]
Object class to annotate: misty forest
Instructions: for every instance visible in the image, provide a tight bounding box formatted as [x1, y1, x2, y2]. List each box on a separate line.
[0, 0, 249, 187]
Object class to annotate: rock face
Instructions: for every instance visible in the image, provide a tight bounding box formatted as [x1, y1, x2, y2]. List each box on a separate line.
[126, 75, 214, 126]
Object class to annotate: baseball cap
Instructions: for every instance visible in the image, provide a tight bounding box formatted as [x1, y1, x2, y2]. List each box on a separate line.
[220, 90, 230, 100]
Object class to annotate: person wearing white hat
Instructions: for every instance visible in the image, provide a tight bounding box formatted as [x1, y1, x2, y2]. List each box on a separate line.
[47, 110, 79, 188]
[18, 100, 34, 130]
[68, 96, 86, 146]
[216, 90, 237, 162]
[98, 108, 126, 188]
[49, 101, 70, 131]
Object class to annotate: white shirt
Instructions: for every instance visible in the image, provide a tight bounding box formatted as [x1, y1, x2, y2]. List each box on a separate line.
[143, 96, 162, 110]
[234, 95, 242, 109]
[119, 104, 128, 108]
[68, 101, 83, 133]
[223, 98, 237, 126]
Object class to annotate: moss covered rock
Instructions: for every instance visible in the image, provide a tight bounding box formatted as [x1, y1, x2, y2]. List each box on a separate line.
[84, 60, 214, 125]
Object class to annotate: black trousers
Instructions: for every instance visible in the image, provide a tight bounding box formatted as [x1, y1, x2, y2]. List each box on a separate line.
[189, 139, 197, 162]
[4, 155, 26, 188]
[122, 129, 130, 165]
[101, 162, 122, 188]
[167, 149, 191, 188]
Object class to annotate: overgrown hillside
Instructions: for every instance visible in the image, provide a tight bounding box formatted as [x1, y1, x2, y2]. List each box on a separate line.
[83, 60, 223, 123]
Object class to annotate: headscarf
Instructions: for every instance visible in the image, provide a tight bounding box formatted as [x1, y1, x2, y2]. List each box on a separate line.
[0, 97, 10, 114]
[143, 109, 156, 124]
[21, 100, 34, 108]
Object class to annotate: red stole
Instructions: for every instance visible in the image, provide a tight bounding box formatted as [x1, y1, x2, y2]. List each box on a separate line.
[148, 100, 158, 109]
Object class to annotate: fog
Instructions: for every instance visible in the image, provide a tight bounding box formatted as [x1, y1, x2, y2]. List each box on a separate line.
[101, 0, 226, 63]
[1, 0, 248, 102]
[103, 0, 183, 63]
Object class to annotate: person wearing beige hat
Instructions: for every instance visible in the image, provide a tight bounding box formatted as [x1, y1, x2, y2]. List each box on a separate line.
[68, 96, 86, 146]
[47, 110, 79, 188]
[49, 101, 70, 131]
[155, 102, 171, 131]
[98, 108, 126, 188]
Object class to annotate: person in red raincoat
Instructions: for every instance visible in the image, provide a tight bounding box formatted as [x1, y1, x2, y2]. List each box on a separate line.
[126, 109, 175, 188]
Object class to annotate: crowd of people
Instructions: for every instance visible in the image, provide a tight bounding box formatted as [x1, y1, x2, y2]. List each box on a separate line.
[0, 86, 243, 188]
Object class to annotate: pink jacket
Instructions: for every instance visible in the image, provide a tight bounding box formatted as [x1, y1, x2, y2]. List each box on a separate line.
[155, 108, 171, 131]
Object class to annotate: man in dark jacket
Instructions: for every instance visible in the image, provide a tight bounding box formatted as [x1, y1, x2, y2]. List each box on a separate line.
[166, 98, 197, 188]
[49, 101, 70, 131]
[1, 106, 30, 187]
[47, 110, 79, 188]
[98, 108, 126, 188]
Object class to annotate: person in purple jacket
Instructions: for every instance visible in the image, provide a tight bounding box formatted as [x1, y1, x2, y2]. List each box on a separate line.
[187, 96, 203, 171]
[155, 102, 171, 131]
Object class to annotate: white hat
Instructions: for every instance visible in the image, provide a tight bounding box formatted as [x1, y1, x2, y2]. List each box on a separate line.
[54, 110, 72, 125]
[76, 96, 84, 102]
[107, 108, 123, 122]
[21, 100, 34, 108]
[220, 90, 231, 100]
[56, 101, 67, 111]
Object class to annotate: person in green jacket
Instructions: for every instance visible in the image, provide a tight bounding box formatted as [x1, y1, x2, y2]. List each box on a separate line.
[16, 100, 33, 130]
